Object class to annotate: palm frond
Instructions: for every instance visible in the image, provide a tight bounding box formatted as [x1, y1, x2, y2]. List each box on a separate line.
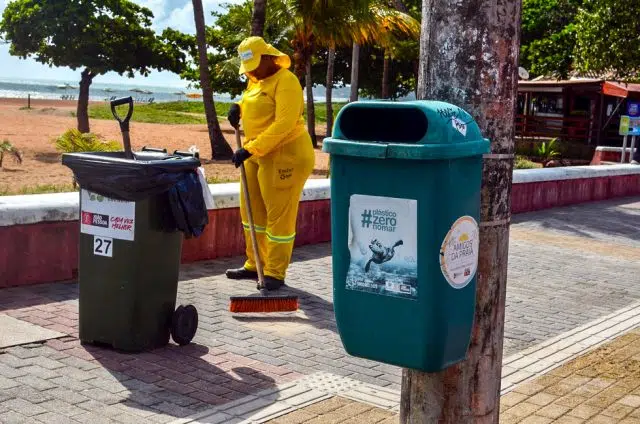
[54, 129, 120, 153]
[0, 140, 23, 167]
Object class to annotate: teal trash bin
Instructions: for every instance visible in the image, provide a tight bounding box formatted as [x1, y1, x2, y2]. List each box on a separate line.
[323, 100, 490, 372]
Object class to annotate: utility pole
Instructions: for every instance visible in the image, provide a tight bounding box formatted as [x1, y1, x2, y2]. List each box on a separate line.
[399, 0, 521, 421]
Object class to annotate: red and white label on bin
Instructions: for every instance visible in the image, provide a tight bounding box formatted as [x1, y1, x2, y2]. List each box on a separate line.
[80, 189, 135, 242]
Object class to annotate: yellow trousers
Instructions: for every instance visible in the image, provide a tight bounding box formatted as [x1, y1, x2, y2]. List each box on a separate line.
[240, 132, 315, 280]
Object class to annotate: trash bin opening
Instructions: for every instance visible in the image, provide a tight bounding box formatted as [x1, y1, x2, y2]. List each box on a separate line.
[339, 106, 428, 143]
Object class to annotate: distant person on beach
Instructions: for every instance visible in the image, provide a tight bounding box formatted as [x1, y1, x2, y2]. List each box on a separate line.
[225, 36, 315, 291]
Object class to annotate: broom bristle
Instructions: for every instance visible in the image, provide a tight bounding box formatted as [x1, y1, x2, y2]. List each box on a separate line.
[229, 296, 299, 313]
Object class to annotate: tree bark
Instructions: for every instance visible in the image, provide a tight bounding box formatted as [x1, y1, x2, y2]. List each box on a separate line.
[392, 0, 409, 13]
[251, 0, 267, 37]
[77, 69, 93, 133]
[399, 0, 521, 420]
[192, 0, 233, 160]
[349, 43, 360, 102]
[382, 53, 391, 99]
[305, 60, 317, 147]
[326, 47, 336, 137]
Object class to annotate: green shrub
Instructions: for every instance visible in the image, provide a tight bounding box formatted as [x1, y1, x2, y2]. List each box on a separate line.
[515, 155, 539, 169]
[54, 129, 120, 153]
[0, 140, 23, 169]
[533, 138, 561, 164]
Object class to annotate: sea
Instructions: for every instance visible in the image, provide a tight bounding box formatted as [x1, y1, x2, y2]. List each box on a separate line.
[0, 77, 352, 103]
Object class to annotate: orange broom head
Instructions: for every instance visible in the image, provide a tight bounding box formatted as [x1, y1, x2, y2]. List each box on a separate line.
[229, 295, 299, 313]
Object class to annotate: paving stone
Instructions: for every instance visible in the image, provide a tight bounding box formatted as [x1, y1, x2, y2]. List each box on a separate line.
[0, 411, 33, 424]
[151, 402, 196, 419]
[48, 387, 91, 405]
[73, 412, 116, 424]
[1, 398, 48, 416]
[81, 387, 127, 405]
[34, 411, 79, 424]
[38, 399, 87, 417]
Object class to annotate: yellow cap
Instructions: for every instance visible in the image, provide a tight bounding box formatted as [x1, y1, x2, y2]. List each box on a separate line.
[237, 36, 291, 75]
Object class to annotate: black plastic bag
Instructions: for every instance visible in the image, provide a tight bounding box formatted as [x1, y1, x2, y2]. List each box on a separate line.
[62, 151, 201, 202]
[62, 151, 209, 238]
[167, 171, 209, 238]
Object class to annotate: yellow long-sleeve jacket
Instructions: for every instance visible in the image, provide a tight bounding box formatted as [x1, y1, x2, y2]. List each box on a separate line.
[237, 68, 307, 157]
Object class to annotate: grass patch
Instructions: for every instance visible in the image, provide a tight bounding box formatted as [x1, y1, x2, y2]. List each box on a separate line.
[310, 102, 346, 125]
[515, 155, 540, 169]
[0, 183, 78, 196]
[89, 102, 208, 125]
[88, 101, 346, 125]
[206, 176, 236, 184]
[0, 178, 235, 196]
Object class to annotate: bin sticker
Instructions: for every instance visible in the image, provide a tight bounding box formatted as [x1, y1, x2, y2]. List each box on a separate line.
[80, 189, 135, 241]
[346, 194, 418, 300]
[451, 117, 468, 136]
[439, 216, 479, 289]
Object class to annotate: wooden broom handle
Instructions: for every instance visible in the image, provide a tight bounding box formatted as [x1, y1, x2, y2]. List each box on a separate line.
[235, 127, 265, 287]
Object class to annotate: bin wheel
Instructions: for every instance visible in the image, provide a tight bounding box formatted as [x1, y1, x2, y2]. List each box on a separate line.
[171, 304, 198, 346]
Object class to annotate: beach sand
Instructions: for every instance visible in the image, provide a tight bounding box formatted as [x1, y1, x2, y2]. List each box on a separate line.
[0, 98, 329, 193]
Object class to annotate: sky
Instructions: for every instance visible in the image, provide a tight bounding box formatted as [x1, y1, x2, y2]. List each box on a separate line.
[0, 0, 242, 87]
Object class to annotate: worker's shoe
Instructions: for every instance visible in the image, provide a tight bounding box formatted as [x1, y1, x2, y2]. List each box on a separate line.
[262, 276, 285, 291]
[225, 267, 258, 280]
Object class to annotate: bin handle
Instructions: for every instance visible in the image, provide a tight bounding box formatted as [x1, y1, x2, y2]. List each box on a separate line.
[110, 97, 134, 133]
[173, 150, 200, 159]
[142, 146, 167, 153]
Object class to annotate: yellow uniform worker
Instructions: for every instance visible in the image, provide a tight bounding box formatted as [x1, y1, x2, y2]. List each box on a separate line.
[226, 37, 315, 290]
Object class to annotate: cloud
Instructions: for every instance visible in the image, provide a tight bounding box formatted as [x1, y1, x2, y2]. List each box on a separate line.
[139, 0, 244, 34]
[161, 2, 195, 33]
[136, 0, 168, 23]
[0, 0, 244, 84]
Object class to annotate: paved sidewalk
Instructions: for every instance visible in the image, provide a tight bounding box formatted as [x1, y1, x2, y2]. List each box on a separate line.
[501, 328, 640, 424]
[234, 326, 640, 424]
[0, 197, 638, 423]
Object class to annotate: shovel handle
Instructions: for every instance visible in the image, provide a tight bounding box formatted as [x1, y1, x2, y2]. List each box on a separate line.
[111, 97, 134, 159]
[110, 97, 134, 132]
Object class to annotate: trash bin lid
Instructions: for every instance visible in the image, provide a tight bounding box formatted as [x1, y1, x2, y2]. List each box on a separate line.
[322, 100, 489, 160]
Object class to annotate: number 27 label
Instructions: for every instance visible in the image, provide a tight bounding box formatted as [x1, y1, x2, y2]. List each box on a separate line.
[93, 236, 113, 257]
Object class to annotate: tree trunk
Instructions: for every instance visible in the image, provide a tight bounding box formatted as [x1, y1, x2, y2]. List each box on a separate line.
[349, 43, 360, 102]
[399, 0, 521, 420]
[306, 60, 317, 148]
[251, 0, 267, 37]
[392, 0, 409, 13]
[326, 47, 336, 137]
[382, 53, 391, 99]
[77, 69, 93, 133]
[192, 0, 233, 160]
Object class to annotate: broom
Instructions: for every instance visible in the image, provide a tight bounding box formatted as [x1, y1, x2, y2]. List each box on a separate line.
[229, 126, 299, 313]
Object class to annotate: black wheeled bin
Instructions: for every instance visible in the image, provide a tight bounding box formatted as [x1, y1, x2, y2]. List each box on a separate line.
[62, 150, 204, 352]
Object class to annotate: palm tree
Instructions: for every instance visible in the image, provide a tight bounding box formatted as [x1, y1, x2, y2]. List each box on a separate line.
[0, 140, 22, 170]
[349, 43, 360, 102]
[251, 0, 267, 36]
[326, 3, 419, 134]
[277, 0, 373, 147]
[350, 0, 418, 101]
[192, 0, 234, 159]
[380, 0, 416, 99]
[325, 46, 336, 136]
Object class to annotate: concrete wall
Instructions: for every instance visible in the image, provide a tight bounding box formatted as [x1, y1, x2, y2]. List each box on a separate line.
[2, 165, 640, 288]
